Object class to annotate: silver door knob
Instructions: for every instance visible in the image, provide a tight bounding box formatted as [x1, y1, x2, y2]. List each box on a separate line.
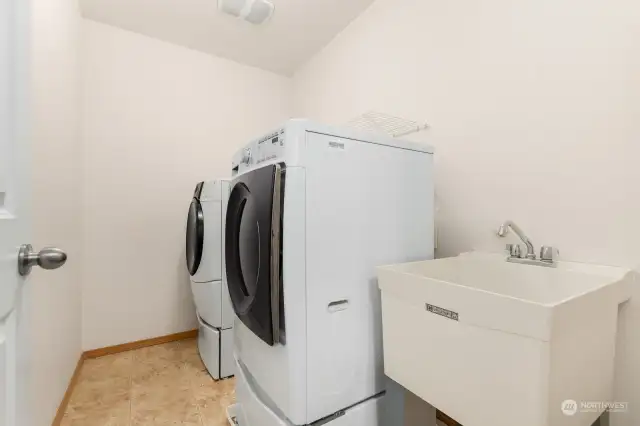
[18, 244, 67, 276]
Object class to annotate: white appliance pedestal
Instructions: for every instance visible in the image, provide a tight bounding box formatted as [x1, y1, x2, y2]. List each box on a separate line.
[197, 315, 234, 380]
[232, 355, 408, 426]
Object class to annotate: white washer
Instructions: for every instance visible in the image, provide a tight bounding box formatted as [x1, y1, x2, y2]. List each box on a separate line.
[225, 120, 434, 426]
[185, 179, 234, 380]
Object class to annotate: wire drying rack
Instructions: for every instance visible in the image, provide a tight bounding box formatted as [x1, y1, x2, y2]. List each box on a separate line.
[347, 111, 429, 138]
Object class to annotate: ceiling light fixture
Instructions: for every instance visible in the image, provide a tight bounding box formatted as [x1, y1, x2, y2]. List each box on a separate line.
[218, 0, 275, 25]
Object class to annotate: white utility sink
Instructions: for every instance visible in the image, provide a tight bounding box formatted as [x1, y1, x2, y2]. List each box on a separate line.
[377, 252, 633, 426]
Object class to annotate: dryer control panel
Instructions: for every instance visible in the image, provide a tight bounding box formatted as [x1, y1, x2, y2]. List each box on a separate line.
[232, 127, 286, 175]
[254, 128, 286, 165]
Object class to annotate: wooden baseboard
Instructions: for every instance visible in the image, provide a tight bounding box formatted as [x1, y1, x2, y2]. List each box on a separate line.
[51, 353, 85, 426]
[52, 330, 198, 425]
[83, 329, 198, 359]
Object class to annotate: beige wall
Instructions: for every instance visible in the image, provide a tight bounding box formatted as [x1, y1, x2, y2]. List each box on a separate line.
[81, 20, 292, 350]
[293, 0, 640, 425]
[28, 0, 83, 425]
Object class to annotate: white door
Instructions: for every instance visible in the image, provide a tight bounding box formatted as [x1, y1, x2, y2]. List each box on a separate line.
[1, 2, 67, 425]
[0, 0, 29, 425]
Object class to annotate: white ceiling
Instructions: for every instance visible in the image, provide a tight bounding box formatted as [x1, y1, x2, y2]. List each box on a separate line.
[80, 0, 375, 76]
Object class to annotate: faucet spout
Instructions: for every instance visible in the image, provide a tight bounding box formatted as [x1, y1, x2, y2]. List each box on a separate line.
[497, 220, 536, 259]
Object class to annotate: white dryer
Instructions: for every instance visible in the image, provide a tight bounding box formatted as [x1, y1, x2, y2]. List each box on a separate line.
[225, 120, 434, 426]
[186, 179, 234, 380]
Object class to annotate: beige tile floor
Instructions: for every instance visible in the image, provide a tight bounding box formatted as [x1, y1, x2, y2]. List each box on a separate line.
[62, 338, 235, 426]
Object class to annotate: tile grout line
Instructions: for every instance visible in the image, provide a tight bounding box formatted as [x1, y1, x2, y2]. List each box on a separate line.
[194, 384, 206, 426]
[190, 362, 206, 426]
[129, 351, 134, 426]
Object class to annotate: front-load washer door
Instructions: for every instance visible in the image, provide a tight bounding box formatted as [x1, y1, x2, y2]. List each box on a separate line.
[186, 183, 205, 277]
[226, 164, 284, 346]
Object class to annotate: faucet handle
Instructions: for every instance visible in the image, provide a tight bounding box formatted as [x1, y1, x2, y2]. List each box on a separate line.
[540, 246, 559, 262]
[506, 243, 522, 258]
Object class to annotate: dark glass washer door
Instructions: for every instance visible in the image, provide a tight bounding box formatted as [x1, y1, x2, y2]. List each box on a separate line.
[226, 164, 283, 346]
[186, 197, 204, 276]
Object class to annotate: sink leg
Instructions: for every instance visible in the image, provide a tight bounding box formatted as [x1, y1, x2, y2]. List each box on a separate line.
[593, 411, 610, 426]
[404, 389, 437, 426]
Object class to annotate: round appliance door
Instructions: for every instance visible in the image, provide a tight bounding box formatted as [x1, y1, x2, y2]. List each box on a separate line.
[186, 198, 204, 276]
[226, 164, 283, 346]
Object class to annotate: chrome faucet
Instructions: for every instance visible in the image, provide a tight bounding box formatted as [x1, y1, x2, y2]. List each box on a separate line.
[497, 221, 536, 259]
[497, 220, 558, 267]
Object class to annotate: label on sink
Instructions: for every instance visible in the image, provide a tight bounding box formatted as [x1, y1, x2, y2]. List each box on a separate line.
[426, 304, 459, 321]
